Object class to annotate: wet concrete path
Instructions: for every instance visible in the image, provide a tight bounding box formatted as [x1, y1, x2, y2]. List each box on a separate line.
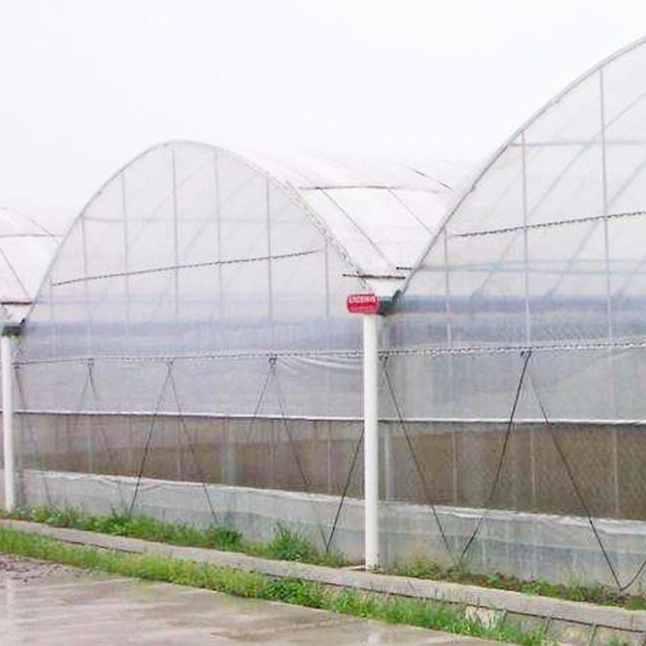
[0, 555, 503, 645]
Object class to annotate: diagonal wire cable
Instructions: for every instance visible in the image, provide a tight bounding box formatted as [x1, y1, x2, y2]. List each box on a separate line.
[14, 365, 53, 508]
[128, 362, 173, 518]
[243, 361, 274, 445]
[68, 363, 99, 475]
[458, 349, 532, 563]
[168, 366, 220, 526]
[270, 356, 329, 549]
[617, 553, 646, 593]
[528, 368, 623, 591]
[85, 359, 127, 510]
[382, 357, 455, 562]
[324, 422, 364, 554]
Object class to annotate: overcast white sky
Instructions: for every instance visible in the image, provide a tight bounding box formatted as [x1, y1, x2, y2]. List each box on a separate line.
[0, 0, 644, 217]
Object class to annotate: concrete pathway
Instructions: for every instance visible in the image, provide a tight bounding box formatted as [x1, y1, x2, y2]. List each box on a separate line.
[0, 556, 502, 646]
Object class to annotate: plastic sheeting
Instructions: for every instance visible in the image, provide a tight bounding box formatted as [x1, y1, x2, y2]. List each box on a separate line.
[16, 142, 453, 417]
[0, 206, 71, 324]
[19, 468, 646, 588]
[394, 36, 646, 422]
[238, 149, 456, 294]
[14, 38, 646, 429]
[402, 37, 646, 347]
[15, 354, 363, 419]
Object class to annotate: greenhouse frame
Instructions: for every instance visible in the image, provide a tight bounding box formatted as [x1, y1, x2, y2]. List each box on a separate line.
[3, 36, 646, 590]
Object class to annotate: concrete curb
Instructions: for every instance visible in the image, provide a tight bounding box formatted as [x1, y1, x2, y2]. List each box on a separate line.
[1, 519, 645, 645]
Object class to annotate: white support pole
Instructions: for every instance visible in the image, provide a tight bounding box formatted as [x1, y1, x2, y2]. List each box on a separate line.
[2, 334, 15, 512]
[363, 313, 379, 569]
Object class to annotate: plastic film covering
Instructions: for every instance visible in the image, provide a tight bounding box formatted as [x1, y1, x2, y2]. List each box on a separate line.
[0, 206, 71, 324]
[394, 37, 646, 422]
[20, 469, 646, 587]
[239, 150, 455, 296]
[16, 141, 452, 417]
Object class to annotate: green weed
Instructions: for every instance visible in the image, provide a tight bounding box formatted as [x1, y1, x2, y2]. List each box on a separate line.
[263, 523, 321, 562]
[7, 505, 646, 614]
[4, 506, 341, 566]
[385, 556, 646, 611]
[0, 525, 550, 645]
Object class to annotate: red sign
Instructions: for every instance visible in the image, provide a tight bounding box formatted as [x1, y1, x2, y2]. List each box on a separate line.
[346, 293, 380, 314]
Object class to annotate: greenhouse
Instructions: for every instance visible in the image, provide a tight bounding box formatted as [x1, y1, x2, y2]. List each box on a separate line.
[0, 206, 70, 325]
[4, 144, 459, 562]
[4, 36, 646, 590]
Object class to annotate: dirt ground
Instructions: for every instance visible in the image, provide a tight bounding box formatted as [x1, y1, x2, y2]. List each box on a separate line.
[0, 553, 83, 587]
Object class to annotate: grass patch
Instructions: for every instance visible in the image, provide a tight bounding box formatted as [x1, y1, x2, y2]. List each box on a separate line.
[3, 506, 344, 567]
[20, 506, 244, 552]
[385, 557, 646, 611]
[5, 505, 646, 611]
[251, 522, 338, 564]
[0, 526, 548, 646]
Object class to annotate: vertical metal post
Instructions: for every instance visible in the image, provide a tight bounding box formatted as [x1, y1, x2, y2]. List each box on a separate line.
[121, 172, 130, 327]
[266, 179, 273, 321]
[451, 428, 458, 505]
[86, 360, 95, 474]
[324, 238, 331, 320]
[600, 68, 613, 340]
[48, 276, 56, 357]
[363, 313, 379, 569]
[222, 418, 236, 485]
[323, 240, 332, 413]
[443, 228, 452, 346]
[326, 420, 333, 493]
[213, 153, 223, 318]
[81, 215, 90, 355]
[612, 426, 620, 515]
[521, 131, 531, 344]
[384, 421, 393, 501]
[171, 148, 180, 324]
[2, 334, 15, 512]
[529, 427, 538, 509]
[443, 228, 455, 416]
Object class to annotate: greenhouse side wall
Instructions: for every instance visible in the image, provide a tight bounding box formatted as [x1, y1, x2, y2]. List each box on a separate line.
[10, 410, 646, 588]
[11, 342, 646, 586]
[15, 411, 646, 522]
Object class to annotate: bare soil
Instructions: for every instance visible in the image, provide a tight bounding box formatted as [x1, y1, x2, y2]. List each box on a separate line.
[0, 552, 82, 587]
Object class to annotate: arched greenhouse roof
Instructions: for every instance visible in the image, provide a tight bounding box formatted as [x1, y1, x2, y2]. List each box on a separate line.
[20, 141, 462, 368]
[401, 35, 646, 349]
[235, 147, 460, 296]
[0, 206, 71, 325]
[70, 141, 459, 299]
